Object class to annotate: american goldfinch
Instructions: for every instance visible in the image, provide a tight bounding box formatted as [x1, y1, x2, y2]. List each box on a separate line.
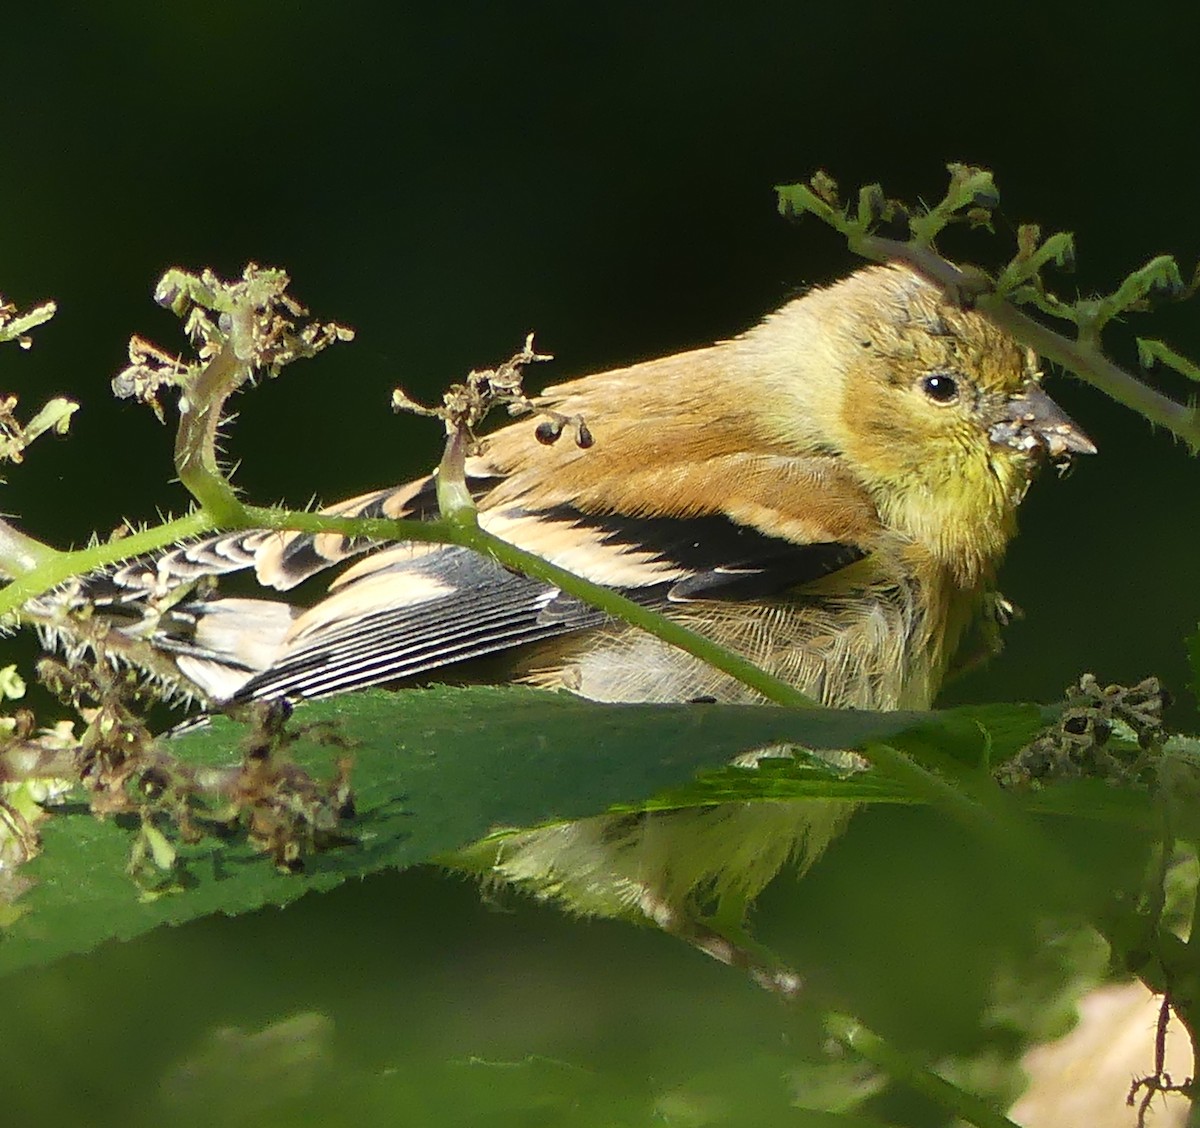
[30, 263, 1093, 960]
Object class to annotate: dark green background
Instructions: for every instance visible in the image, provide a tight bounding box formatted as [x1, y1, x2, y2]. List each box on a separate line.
[2, 4, 1198, 1124]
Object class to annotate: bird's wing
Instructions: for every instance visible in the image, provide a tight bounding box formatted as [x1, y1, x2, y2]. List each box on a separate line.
[32, 347, 885, 704]
[226, 415, 883, 700]
[225, 498, 871, 702]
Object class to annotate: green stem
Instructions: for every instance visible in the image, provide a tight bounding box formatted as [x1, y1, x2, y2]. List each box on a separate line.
[239, 507, 458, 541]
[0, 510, 215, 616]
[433, 427, 480, 526]
[1138, 339, 1200, 384]
[0, 300, 56, 345]
[845, 233, 1200, 451]
[173, 342, 251, 522]
[976, 294, 1200, 450]
[824, 1012, 1021, 1128]
[244, 508, 819, 706]
[779, 178, 1200, 448]
[464, 524, 819, 708]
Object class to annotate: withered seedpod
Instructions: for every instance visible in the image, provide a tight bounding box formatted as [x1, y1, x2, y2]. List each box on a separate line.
[535, 420, 563, 445]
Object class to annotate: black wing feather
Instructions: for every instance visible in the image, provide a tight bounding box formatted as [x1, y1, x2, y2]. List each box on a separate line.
[534, 506, 866, 601]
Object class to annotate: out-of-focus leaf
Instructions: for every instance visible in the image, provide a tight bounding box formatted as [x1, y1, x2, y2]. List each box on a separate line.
[0, 687, 1052, 977]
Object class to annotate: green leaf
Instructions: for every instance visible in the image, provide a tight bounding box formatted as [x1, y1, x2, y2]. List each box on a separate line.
[0, 687, 1050, 977]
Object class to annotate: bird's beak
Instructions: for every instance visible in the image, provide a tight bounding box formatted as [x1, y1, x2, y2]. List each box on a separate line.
[990, 385, 1097, 460]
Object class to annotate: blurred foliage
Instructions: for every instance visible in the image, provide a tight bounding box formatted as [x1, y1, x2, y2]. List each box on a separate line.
[6, 688, 1026, 977]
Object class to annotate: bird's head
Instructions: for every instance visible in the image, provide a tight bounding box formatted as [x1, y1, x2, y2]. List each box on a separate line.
[748, 264, 1095, 583]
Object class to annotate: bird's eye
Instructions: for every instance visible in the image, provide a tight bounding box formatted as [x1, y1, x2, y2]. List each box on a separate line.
[920, 373, 959, 405]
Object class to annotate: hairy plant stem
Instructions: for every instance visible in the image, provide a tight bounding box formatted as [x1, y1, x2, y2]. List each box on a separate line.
[851, 234, 1200, 450]
[173, 342, 250, 521]
[0, 511, 216, 616]
[779, 176, 1200, 449]
[464, 523, 818, 707]
[824, 1012, 1021, 1128]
